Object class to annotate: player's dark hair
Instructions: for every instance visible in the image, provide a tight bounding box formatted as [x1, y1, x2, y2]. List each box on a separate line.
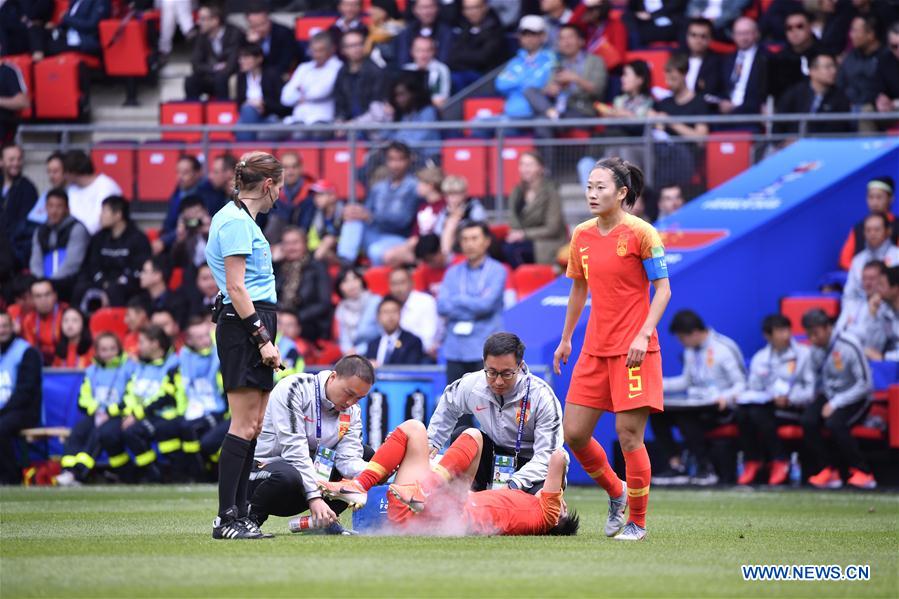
[864, 212, 890, 231]
[63, 149, 95, 176]
[139, 324, 171, 355]
[233, 151, 283, 203]
[102, 195, 130, 221]
[592, 157, 645, 208]
[762, 314, 791, 335]
[46, 187, 69, 206]
[547, 509, 580, 536]
[801, 308, 832, 330]
[334, 354, 376, 384]
[483, 332, 525, 363]
[669, 309, 707, 335]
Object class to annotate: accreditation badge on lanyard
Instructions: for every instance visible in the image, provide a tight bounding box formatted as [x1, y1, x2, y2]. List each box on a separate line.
[311, 378, 336, 481]
[491, 377, 531, 490]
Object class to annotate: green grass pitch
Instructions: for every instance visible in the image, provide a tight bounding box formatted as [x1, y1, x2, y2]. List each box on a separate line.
[1, 486, 897, 598]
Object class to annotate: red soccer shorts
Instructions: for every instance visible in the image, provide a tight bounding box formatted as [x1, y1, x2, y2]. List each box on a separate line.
[566, 351, 663, 413]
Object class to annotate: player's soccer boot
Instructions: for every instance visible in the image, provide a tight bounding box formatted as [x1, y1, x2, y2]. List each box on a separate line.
[212, 507, 264, 539]
[767, 460, 789, 486]
[737, 460, 762, 486]
[808, 467, 842, 489]
[243, 513, 274, 539]
[846, 468, 877, 490]
[318, 479, 368, 508]
[388, 481, 426, 513]
[605, 481, 627, 537]
[613, 522, 647, 542]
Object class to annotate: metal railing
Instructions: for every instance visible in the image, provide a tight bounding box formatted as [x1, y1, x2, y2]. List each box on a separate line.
[18, 111, 899, 217]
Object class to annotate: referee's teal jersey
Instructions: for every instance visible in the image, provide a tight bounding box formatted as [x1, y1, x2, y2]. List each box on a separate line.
[206, 201, 277, 305]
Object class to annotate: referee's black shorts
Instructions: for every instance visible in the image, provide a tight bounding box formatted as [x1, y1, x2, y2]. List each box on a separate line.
[215, 302, 278, 392]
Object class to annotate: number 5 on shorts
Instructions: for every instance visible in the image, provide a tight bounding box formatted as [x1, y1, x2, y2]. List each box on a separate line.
[628, 367, 642, 398]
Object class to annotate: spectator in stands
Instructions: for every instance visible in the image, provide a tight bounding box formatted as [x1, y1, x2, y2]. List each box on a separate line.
[22, 277, 66, 366]
[394, 0, 454, 66]
[139, 256, 189, 328]
[447, 0, 507, 91]
[0, 55, 28, 144]
[626, 0, 684, 46]
[801, 309, 875, 489]
[245, 0, 300, 79]
[328, 0, 369, 51]
[28, 152, 67, 229]
[776, 52, 853, 134]
[838, 15, 887, 119]
[648, 52, 709, 189]
[281, 32, 343, 139]
[334, 31, 388, 127]
[0, 311, 42, 485]
[495, 16, 557, 123]
[365, 0, 404, 64]
[305, 180, 343, 264]
[864, 265, 899, 362]
[158, 155, 216, 253]
[151, 309, 184, 353]
[74, 195, 151, 310]
[769, 9, 820, 103]
[380, 75, 441, 163]
[204, 153, 235, 217]
[685, 0, 750, 41]
[5, 274, 35, 335]
[188, 263, 219, 318]
[541, 0, 574, 49]
[123, 296, 150, 357]
[719, 17, 768, 120]
[29, 188, 90, 301]
[1, 143, 38, 271]
[335, 267, 381, 355]
[656, 184, 686, 222]
[53, 306, 92, 368]
[169, 196, 211, 284]
[874, 22, 899, 122]
[836, 259, 886, 343]
[274, 311, 304, 380]
[184, 3, 244, 100]
[439, 175, 487, 257]
[415, 233, 449, 296]
[63, 149, 122, 235]
[338, 141, 419, 265]
[273, 227, 332, 342]
[735, 314, 815, 486]
[594, 59, 653, 137]
[387, 265, 440, 356]
[365, 295, 427, 365]
[438, 221, 507, 384]
[681, 18, 723, 101]
[403, 36, 451, 109]
[504, 152, 567, 268]
[265, 152, 315, 247]
[525, 24, 606, 136]
[839, 176, 897, 270]
[843, 213, 899, 306]
[41, 0, 107, 58]
[571, 0, 628, 71]
[158, 0, 195, 63]
[383, 166, 446, 266]
[652, 310, 746, 486]
[235, 44, 290, 143]
[805, 0, 853, 55]
[852, 0, 898, 36]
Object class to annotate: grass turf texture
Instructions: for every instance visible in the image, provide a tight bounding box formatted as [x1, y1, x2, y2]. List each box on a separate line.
[1, 486, 896, 598]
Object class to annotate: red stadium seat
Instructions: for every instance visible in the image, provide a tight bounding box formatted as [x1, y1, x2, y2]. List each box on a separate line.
[705, 424, 739, 439]
[441, 144, 488, 198]
[512, 264, 556, 300]
[89, 307, 128, 339]
[706, 132, 752, 189]
[489, 223, 510, 242]
[889, 385, 899, 449]
[274, 145, 321, 179]
[169, 267, 183, 291]
[99, 18, 151, 77]
[34, 53, 94, 119]
[160, 101, 203, 142]
[623, 50, 670, 90]
[91, 143, 136, 200]
[3, 54, 33, 119]
[205, 101, 238, 141]
[363, 266, 392, 296]
[777, 425, 803, 441]
[488, 139, 534, 196]
[463, 97, 504, 136]
[294, 16, 337, 41]
[137, 143, 185, 202]
[780, 295, 841, 335]
[322, 145, 365, 200]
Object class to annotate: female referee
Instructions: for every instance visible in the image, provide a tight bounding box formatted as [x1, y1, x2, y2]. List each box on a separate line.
[553, 157, 671, 541]
[206, 151, 283, 540]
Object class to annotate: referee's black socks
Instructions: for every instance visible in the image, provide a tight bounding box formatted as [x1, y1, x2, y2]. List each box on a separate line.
[236, 439, 257, 518]
[218, 434, 251, 518]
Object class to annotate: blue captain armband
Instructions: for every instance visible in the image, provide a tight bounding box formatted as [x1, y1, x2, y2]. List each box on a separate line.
[642, 246, 669, 280]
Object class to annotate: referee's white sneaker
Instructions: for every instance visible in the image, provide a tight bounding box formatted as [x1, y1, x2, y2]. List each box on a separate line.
[318, 479, 368, 508]
[613, 522, 647, 542]
[605, 481, 627, 537]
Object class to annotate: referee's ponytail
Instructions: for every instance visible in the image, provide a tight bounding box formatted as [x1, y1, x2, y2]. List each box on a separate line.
[592, 157, 645, 208]
[232, 151, 284, 204]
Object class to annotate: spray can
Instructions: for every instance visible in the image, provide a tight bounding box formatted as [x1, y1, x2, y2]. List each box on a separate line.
[288, 515, 329, 533]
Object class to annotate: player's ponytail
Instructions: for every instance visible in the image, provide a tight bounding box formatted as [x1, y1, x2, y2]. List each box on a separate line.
[232, 151, 283, 205]
[593, 157, 645, 208]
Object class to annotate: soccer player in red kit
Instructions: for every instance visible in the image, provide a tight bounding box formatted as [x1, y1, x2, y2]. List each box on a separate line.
[319, 419, 578, 536]
[553, 157, 672, 541]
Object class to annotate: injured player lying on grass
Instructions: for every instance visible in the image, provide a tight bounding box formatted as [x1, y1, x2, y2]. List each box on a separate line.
[318, 420, 579, 536]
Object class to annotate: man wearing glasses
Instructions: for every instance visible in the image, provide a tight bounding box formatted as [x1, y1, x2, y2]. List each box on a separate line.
[426, 332, 564, 494]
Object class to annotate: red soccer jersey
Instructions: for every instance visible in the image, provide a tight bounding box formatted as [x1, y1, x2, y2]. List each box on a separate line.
[463, 489, 562, 536]
[566, 214, 668, 357]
